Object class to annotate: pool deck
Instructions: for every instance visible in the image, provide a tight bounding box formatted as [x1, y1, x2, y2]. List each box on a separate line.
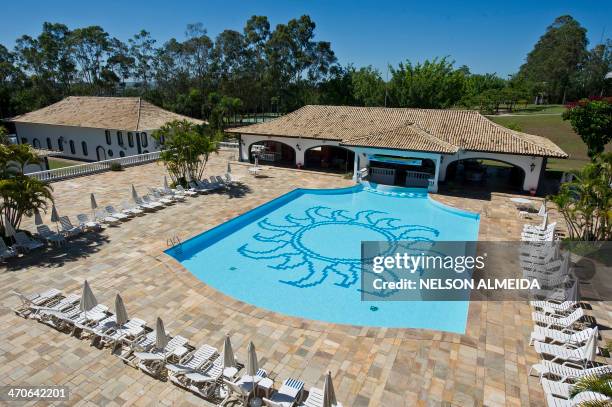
[1, 151, 609, 406]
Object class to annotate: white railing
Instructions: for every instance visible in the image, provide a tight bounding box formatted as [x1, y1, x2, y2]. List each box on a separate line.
[27, 151, 162, 182]
[219, 141, 239, 149]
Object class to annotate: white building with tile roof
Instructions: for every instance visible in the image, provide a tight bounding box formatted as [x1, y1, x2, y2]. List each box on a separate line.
[8, 96, 204, 161]
[226, 105, 568, 192]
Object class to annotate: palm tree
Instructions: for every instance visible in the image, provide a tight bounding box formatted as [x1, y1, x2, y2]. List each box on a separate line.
[0, 144, 53, 234]
[569, 373, 612, 406]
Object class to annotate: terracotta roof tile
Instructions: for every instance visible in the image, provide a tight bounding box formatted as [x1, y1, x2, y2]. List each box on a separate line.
[227, 105, 568, 158]
[10, 96, 205, 131]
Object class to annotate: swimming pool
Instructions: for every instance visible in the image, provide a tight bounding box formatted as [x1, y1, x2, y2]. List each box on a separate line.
[166, 183, 480, 333]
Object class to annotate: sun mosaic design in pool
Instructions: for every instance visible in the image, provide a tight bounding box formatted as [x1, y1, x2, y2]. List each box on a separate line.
[238, 206, 440, 289]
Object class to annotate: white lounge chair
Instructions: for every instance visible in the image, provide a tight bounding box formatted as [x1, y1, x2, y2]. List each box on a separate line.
[534, 341, 597, 365]
[31, 293, 80, 320]
[530, 326, 596, 346]
[43, 303, 109, 332]
[150, 189, 175, 205]
[224, 368, 267, 406]
[167, 345, 220, 396]
[175, 185, 197, 197]
[77, 214, 102, 231]
[11, 288, 62, 316]
[37, 225, 66, 246]
[196, 179, 218, 192]
[136, 335, 190, 377]
[58, 216, 82, 237]
[263, 378, 305, 407]
[95, 210, 121, 225]
[532, 308, 585, 331]
[531, 301, 578, 316]
[133, 196, 158, 211]
[530, 359, 612, 382]
[0, 238, 18, 261]
[99, 318, 147, 351]
[14, 231, 45, 252]
[121, 200, 144, 216]
[141, 195, 165, 209]
[299, 387, 343, 407]
[105, 205, 131, 220]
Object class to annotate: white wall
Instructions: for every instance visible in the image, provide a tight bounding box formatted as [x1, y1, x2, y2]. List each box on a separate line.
[439, 151, 544, 192]
[15, 123, 160, 161]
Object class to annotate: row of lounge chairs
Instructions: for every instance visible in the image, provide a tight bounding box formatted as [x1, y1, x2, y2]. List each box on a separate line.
[523, 239, 611, 405]
[13, 284, 341, 407]
[0, 174, 238, 262]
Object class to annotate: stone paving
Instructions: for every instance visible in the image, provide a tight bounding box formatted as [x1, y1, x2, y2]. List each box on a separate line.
[0, 150, 609, 406]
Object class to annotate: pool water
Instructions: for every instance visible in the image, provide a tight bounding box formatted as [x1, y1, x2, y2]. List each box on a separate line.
[166, 183, 480, 333]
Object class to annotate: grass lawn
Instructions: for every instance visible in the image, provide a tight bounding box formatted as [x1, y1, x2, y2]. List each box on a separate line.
[489, 114, 611, 172]
[48, 157, 81, 170]
[502, 104, 566, 115]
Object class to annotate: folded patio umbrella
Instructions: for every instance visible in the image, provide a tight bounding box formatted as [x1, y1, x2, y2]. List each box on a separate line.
[3, 215, 16, 238]
[565, 279, 579, 303]
[114, 294, 128, 326]
[227, 161, 231, 173]
[131, 185, 139, 203]
[155, 317, 168, 350]
[323, 371, 337, 407]
[50, 205, 60, 232]
[246, 341, 259, 401]
[185, 170, 192, 183]
[583, 326, 599, 368]
[34, 209, 44, 226]
[80, 280, 98, 319]
[537, 201, 547, 217]
[163, 176, 169, 191]
[254, 155, 259, 167]
[90, 193, 98, 218]
[222, 334, 236, 369]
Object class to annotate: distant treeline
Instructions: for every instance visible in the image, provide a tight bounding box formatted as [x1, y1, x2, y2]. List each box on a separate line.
[0, 14, 610, 122]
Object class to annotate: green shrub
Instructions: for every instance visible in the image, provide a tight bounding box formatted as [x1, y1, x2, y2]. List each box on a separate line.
[110, 162, 123, 171]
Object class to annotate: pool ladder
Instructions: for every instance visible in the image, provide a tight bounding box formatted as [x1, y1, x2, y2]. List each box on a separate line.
[167, 234, 183, 253]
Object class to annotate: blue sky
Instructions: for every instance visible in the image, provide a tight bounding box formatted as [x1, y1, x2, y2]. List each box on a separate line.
[1, 0, 609, 77]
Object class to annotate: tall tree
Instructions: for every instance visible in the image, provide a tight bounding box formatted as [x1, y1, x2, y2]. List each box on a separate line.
[518, 15, 588, 104]
[128, 30, 156, 89]
[388, 57, 467, 108]
[350, 66, 385, 106]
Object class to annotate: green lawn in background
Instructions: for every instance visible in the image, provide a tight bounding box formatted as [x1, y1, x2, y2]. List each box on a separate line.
[48, 157, 80, 170]
[489, 113, 611, 172]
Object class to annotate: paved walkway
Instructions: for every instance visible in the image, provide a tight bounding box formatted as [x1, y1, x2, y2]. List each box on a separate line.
[0, 151, 606, 406]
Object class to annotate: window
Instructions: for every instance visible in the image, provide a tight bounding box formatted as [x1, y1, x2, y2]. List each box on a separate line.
[46, 138, 52, 150]
[32, 138, 40, 148]
[105, 130, 112, 145]
[21, 137, 27, 144]
[141, 132, 148, 147]
[82, 141, 88, 156]
[119, 151, 125, 157]
[58, 138, 64, 151]
[159, 135, 165, 145]
[127, 132, 134, 147]
[69, 140, 76, 154]
[117, 131, 124, 146]
[107, 149, 114, 157]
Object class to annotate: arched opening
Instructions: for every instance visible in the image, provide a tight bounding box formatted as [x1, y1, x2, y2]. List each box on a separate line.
[32, 138, 40, 148]
[304, 145, 355, 174]
[444, 158, 525, 192]
[96, 146, 106, 161]
[248, 140, 296, 166]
